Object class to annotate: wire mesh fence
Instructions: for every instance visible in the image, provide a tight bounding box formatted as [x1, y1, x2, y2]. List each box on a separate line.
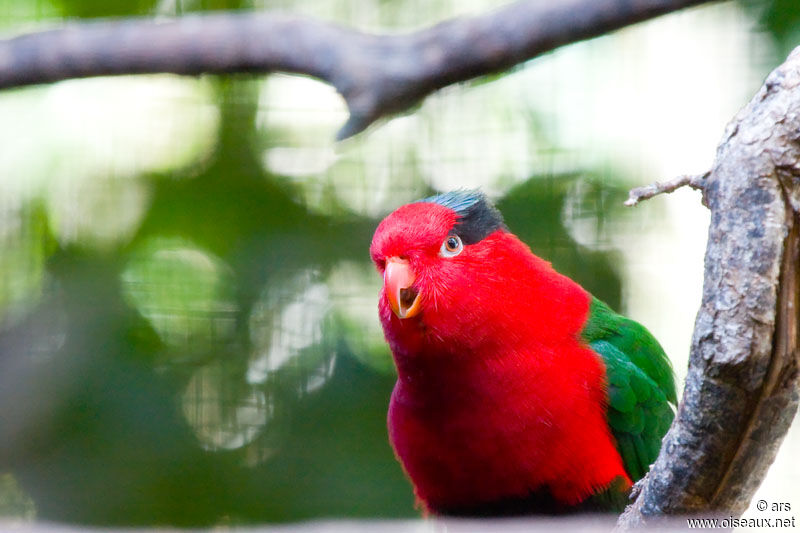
[0, 0, 797, 527]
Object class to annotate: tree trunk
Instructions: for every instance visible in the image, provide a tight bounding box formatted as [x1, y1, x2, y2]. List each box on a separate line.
[618, 45, 800, 528]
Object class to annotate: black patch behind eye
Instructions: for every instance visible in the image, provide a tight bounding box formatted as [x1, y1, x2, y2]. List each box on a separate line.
[421, 189, 507, 245]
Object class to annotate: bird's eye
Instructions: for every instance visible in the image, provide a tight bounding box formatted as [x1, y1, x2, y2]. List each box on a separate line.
[440, 235, 463, 258]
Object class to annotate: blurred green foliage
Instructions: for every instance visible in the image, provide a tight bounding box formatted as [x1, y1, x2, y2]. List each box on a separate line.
[0, 474, 35, 520]
[0, 68, 625, 524]
[0, 0, 796, 527]
[740, 0, 800, 57]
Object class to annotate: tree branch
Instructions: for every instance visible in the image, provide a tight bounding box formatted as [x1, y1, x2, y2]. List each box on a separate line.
[0, 0, 715, 139]
[617, 46, 800, 529]
[624, 172, 709, 206]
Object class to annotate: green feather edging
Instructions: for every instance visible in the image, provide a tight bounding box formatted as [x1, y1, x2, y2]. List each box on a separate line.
[581, 298, 676, 484]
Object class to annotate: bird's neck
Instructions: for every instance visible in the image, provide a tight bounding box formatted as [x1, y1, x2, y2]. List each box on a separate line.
[384, 235, 594, 389]
[392, 342, 504, 409]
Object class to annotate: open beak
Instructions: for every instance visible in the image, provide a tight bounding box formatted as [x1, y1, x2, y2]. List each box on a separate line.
[384, 257, 422, 319]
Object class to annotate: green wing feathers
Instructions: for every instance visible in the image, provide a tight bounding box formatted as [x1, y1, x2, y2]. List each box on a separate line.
[581, 298, 676, 483]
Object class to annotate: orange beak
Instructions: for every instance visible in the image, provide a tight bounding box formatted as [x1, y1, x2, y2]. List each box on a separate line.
[384, 257, 422, 319]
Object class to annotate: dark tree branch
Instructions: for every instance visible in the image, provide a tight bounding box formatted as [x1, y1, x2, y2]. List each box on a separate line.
[624, 171, 709, 206]
[0, 0, 715, 139]
[617, 46, 800, 528]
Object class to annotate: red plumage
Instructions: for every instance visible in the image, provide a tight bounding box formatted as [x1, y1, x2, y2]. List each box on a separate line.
[370, 200, 631, 514]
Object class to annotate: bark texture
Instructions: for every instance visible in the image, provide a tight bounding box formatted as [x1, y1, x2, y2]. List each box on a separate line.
[0, 0, 713, 139]
[617, 46, 800, 528]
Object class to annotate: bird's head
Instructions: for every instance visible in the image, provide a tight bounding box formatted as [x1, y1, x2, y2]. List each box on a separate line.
[370, 190, 516, 352]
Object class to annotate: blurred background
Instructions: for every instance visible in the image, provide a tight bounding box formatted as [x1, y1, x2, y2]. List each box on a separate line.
[0, 0, 798, 527]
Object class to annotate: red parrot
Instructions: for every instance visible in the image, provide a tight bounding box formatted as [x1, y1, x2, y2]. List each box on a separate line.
[369, 190, 676, 515]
